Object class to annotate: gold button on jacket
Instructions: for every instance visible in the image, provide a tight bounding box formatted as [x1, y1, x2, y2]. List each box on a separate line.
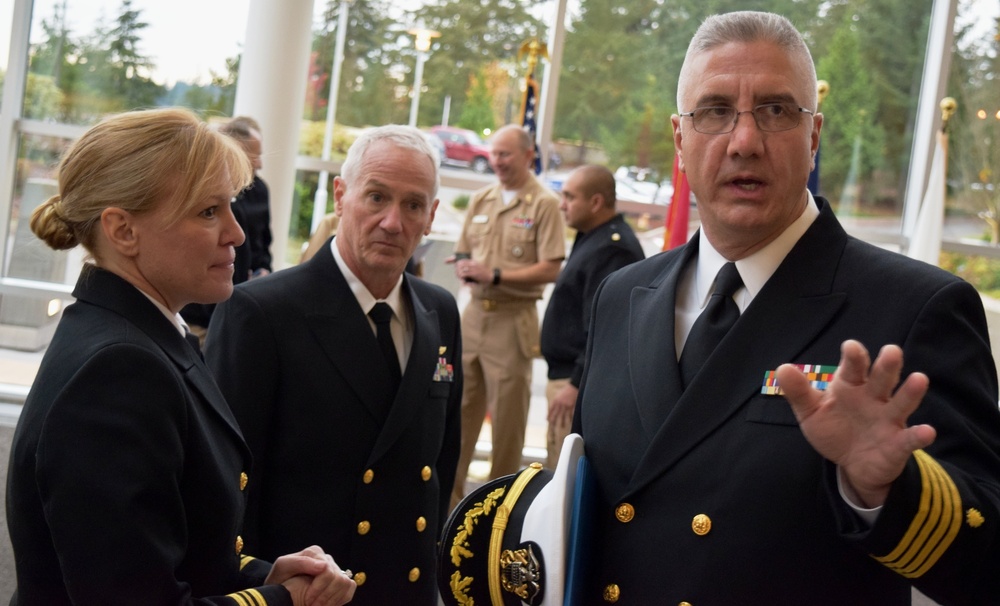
[363, 469, 374, 484]
[239, 472, 248, 491]
[357, 521, 371, 535]
[416, 516, 427, 532]
[615, 503, 635, 523]
[692, 514, 712, 536]
[354, 572, 367, 586]
[421, 466, 432, 481]
[603, 583, 621, 603]
[408, 567, 420, 582]
[234, 536, 243, 555]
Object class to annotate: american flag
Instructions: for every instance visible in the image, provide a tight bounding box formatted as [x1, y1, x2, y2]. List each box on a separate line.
[521, 71, 542, 174]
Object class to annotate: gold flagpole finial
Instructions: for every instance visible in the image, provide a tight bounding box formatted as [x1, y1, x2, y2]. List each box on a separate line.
[518, 39, 548, 75]
[816, 80, 830, 109]
[940, 97, 957, 132]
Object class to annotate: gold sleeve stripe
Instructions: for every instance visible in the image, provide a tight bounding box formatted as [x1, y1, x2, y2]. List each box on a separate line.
[227, 589, 266, 606]
[873, 450, 962, 578]
[239, 554, 257, 570]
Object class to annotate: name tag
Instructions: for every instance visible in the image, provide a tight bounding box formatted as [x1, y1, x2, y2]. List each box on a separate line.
[472, 214, 489, 224]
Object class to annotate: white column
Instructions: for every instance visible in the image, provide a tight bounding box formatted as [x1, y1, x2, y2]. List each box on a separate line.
[441, 95, 451, 127]
[312, 0, 351, 237]
[234, 0, 316, 270]
[408, 51, 427, 128]
[537, 0, 568, 174]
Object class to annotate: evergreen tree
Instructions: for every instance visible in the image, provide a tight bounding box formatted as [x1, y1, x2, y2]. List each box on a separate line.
[815, 0, 933, 211]
[413, 0, 548, 129]
[27, 0, 75, 120]
[815, 15, 886, 209]
[947, 1, 1000, 238]
[29, 0, 72, 85]
[64, 0, 162, 121]
[105, 0, 163, 110]
[456, 69, 496, 133]
[312, 0, 402, 126]
[555, 0, 674, 168]
[209, 55, 241, 116]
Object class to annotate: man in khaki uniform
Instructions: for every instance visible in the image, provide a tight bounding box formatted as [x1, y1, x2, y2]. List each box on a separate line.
[450, 124, 565, 505]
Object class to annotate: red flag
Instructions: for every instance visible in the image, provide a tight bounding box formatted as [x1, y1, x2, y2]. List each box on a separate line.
[663, 154, 691, 250]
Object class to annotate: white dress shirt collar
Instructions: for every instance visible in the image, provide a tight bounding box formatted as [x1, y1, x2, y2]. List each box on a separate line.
[677, 193, 820, 356]
[330, 237, 405, 317]
[136, 289, 187, 337]
[694, 192, 820, 312]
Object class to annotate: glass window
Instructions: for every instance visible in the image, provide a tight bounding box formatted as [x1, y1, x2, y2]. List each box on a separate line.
[25, 0, 250, 123]
[0, 129, 77, 344]
[4, 0, 253, 289]
[0, 0, 14, 109]
[551, 1, 937, 231]
[948, 0, 1000, 243]
[5, 128, 81, 283]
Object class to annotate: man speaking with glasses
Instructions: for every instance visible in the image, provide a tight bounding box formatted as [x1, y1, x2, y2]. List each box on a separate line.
[571, 11, 1000, 605]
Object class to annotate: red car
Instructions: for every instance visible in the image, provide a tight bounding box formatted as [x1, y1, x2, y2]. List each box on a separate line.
[429, 126, 492, 173]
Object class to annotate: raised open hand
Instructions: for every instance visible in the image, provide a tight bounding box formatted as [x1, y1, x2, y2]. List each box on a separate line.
[776, 339, 937, 507]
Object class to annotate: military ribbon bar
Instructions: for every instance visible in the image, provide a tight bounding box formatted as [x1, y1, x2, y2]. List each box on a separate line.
[433, 357, 455, 382]
[761, 364, 838, 395]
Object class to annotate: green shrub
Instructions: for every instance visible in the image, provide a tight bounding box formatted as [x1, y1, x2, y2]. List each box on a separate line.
[940, 251, 1000, 298]
[452, 194, 470, 210]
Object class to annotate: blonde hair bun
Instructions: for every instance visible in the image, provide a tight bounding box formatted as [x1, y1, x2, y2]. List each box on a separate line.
[30, 194, 78, 250]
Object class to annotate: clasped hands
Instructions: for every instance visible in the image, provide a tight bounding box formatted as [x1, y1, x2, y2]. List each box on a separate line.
[447, 255, 487, 284]
[777, 339, 937, 509]
[266, 545, 357, 606]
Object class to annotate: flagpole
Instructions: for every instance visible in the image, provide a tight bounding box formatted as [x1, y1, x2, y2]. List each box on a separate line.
[906, 97, 956, 265]
[537, 0, 568, 175]
[311, 0, 351, 237]
[901, 0, 959, 240]
[518, 39, 548, 175]
[518, 40, 545, 117]
[940, 96, 954, 165]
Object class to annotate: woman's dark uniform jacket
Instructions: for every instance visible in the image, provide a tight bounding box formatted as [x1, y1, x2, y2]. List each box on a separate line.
[573, 198, 1000, 605]
[204, 238, 462, 605]
[6, 265, 291, 606]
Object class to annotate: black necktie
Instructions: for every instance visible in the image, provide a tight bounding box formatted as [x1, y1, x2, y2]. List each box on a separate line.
[369, 302, 402, 390]
[184, 330, 204, 361]
[679, 262, 743, 388]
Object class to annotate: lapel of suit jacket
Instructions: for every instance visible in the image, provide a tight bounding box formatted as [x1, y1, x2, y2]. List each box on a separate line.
[367, 278, 441, 466]
[628, 243, 694, 440]
[73, 265, 248, 447]
[303, 245, 399, 424]
[625, 201, 850, 496]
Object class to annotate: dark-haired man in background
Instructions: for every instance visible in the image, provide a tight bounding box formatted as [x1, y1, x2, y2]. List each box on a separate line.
[540, 164, 644, 469]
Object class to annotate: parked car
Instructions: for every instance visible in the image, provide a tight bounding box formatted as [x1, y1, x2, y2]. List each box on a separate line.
[545, 171, 674, 206]
[423, 131, 446, 166]
[430, 125, 492, 173]
[616, 176, 674, 205]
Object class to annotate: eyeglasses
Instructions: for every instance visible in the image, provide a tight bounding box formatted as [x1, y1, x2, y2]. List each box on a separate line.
[679, 103, 814, 134]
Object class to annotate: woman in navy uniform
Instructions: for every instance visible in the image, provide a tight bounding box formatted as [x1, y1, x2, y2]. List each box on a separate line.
[6, 108, 355, 606]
